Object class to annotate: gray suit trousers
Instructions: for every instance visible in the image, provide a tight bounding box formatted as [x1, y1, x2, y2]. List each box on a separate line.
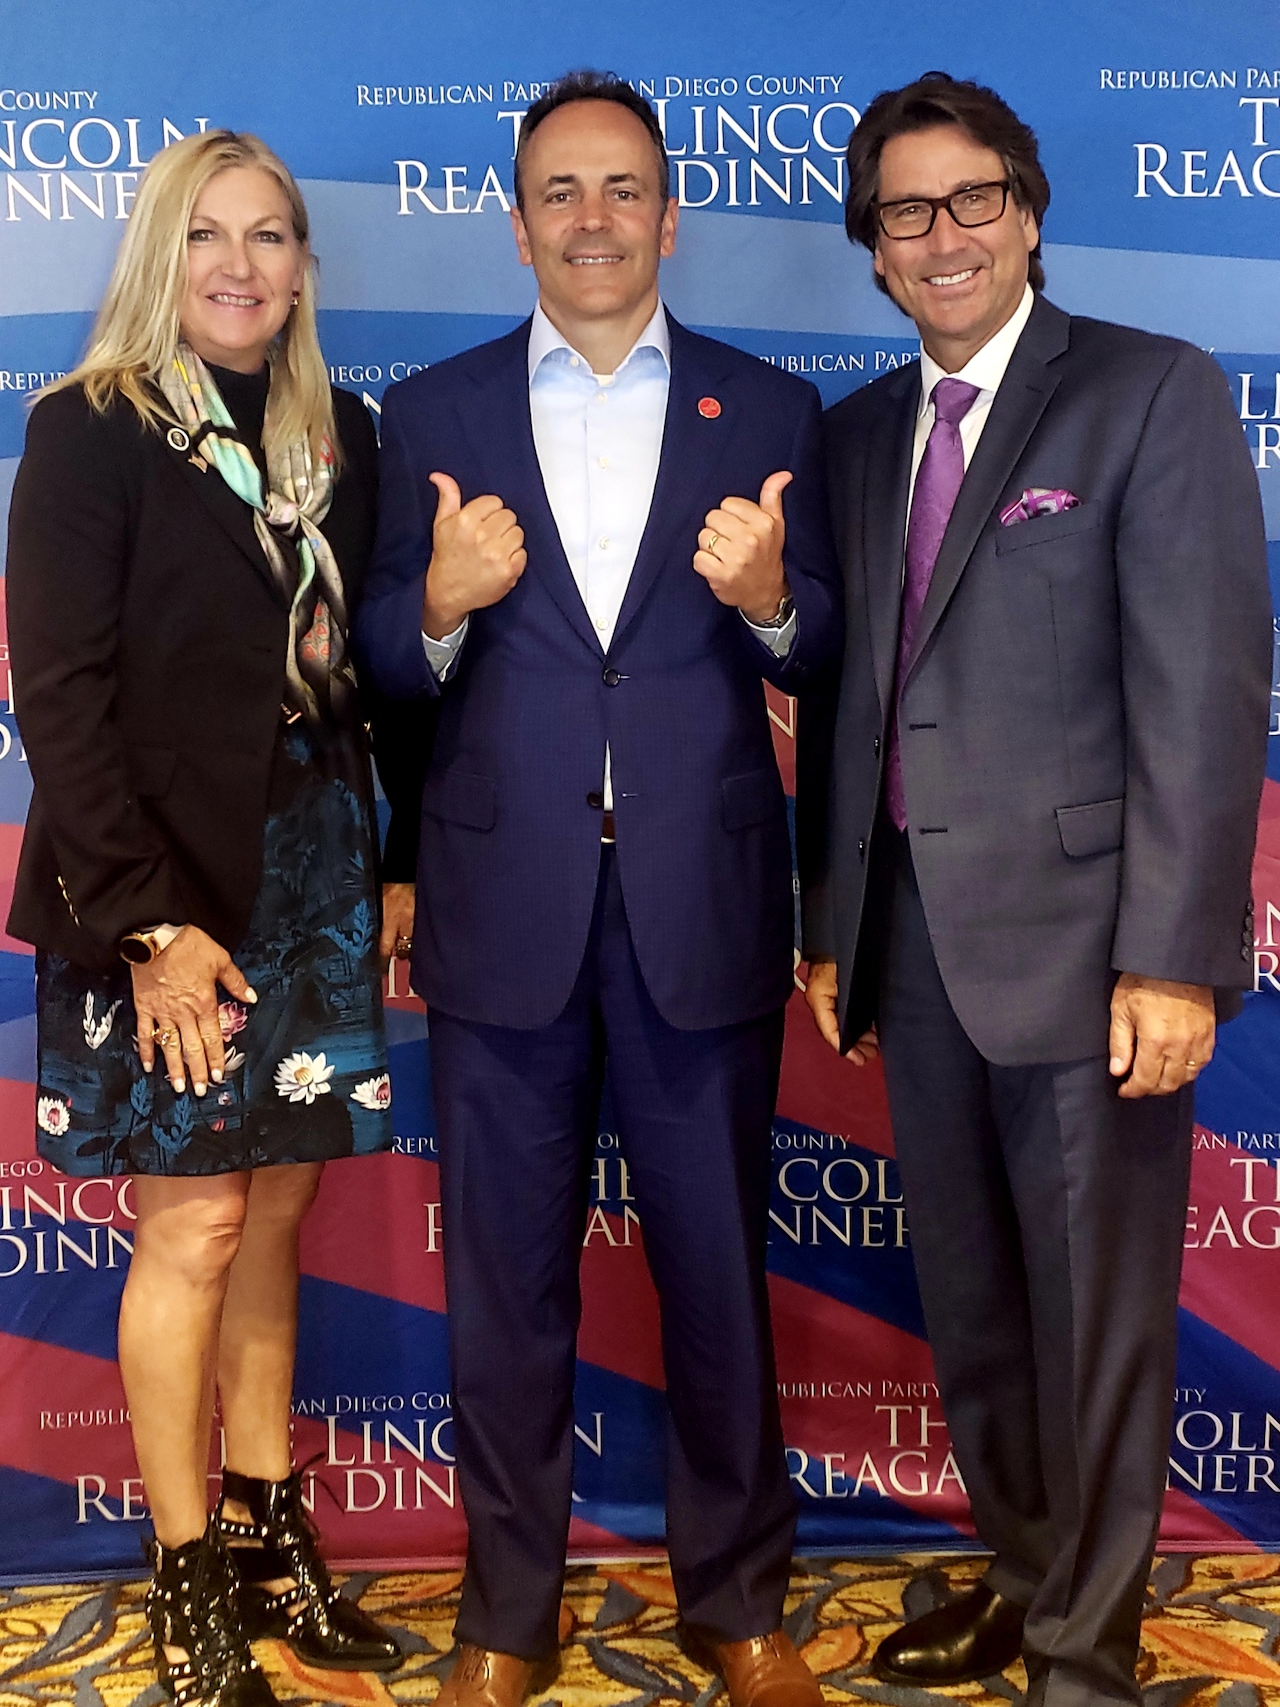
[875, 827, 1192, 1707]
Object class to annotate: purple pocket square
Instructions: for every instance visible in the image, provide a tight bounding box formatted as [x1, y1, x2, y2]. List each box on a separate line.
[999, 487, 1082, 527]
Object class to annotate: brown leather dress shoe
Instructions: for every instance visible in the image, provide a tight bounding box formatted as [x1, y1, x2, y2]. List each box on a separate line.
[436, 1606, 575, 1707]
[434, 1647, 540, 1707]
[686, 1628, 824, 1707]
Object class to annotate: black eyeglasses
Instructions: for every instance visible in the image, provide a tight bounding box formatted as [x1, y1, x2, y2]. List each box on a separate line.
[875, 180, 1011, 241]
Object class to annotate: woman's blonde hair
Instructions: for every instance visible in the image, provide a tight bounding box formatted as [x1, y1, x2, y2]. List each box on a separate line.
[42, 129, 337, 467]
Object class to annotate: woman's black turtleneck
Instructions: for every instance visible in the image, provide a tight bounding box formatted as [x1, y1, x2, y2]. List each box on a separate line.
[208, 361, 270, 471]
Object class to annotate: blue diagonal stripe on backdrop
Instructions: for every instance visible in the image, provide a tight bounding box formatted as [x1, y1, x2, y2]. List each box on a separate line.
[1173, 1307, 1280, 1543]
[569, 1360, 666, 1542]
[0, 1464, 145, 1582]
[0, 1010, 35, 1079]
[0, 948, 37, 1023]
[794, 1498, 969, 1553]
[295, 1274, 451, 1405]
[4, 318, 1277, 539]
[1194, 990, 1280, 1141]
[766, 1119, 926, 1341]
[3, 179, 1280, 351]
[0, 1215, 126, 1361]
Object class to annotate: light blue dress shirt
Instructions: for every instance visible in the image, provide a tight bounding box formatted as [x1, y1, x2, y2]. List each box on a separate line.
[422, 299, 795, 806]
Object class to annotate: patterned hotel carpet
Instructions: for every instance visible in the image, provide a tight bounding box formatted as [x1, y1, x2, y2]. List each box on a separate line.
[4, 1554, 1280, 1707]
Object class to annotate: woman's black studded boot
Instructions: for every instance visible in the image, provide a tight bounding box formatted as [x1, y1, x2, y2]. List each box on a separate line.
[216, 1469, 402, 1672]
[145, 1517, 279, 1707]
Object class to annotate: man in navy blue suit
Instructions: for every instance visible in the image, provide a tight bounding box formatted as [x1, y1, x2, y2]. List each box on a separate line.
[356, 70, 841, 1707]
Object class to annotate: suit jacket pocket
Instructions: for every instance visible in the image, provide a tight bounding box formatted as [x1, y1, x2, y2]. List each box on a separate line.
[423, 768, 496, 831]
[995, 500, 1102, 554]
[722, 766, 784, 832]
[127, 744, 179, 799]
[1056, 796, 1123, 858]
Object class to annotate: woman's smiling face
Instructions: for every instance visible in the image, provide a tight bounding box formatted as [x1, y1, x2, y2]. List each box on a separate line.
[180, 165, 307, 373]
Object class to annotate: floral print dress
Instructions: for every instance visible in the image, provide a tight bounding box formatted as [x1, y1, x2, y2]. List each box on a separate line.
[34, 720, 394, 1177]
[31, 365, 393, 1176]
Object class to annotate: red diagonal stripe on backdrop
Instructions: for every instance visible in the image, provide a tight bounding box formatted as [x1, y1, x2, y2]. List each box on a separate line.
[1179, 1141, 1280, 1376]
[301, 1165, 670, 1394]
[768, 1272, 975, 1534]
[299, 1154, 447, 1315]
[0, 1077, 36, 1162]
[578, 1213, 664, 1389]
[1160, 1485, 1257, 1552]
[0, 1329, 133, 1484]
[289, 1411, 468, 1563]
[0, 822, 33, 959]
[1253, 776, 1280, 899]
[766, 683, 797, 796]
[288, 1401, 638, 1566]
[568, 1514, 654, 1555]
[778, 989, 896, 1158]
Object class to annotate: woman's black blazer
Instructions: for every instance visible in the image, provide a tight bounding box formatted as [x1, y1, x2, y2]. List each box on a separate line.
[6, 382, 430, 973]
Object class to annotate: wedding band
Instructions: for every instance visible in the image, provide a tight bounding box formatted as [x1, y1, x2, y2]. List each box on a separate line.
[706, 532, 719, 552]
[1185, 1059, 1199, 1069]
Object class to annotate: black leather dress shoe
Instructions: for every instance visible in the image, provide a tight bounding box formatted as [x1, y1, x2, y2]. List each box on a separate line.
[872, 1582, 1025, 1686]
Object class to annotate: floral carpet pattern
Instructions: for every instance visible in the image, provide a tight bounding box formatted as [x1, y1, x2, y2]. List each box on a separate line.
[3, 1554, 1280, 1707]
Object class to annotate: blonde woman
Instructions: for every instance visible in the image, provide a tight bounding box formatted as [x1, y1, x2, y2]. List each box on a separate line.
[6, 131, 413, 1705]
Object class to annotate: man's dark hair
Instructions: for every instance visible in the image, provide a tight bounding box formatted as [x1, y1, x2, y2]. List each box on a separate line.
[514, 70, 670, 210]
[845, 72, 1050, 295]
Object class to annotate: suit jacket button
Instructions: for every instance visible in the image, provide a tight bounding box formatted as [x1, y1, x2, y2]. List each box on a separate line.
[873, 738, 881, 756]
[587, 791, 604, 809]
[857, 838, 867, 859]
[603, 667, 622, 687]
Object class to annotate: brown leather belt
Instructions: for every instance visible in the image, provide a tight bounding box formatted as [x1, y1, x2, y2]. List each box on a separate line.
[601, 811, 617, 844]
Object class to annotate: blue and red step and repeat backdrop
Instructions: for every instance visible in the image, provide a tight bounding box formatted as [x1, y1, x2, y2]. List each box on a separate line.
[1, 0, 1279, 1580]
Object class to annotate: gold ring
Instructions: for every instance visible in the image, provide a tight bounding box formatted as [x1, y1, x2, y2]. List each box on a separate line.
[155, 1027, 178, 1048]
[1185, 1060, 1199, 1069]
[706, 532, 719, 552]
[394, 935, 413, 958]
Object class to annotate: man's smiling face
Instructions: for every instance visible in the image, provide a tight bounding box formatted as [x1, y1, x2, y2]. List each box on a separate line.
[873, 123, 1039, 370]
[511, 99, 677, 338]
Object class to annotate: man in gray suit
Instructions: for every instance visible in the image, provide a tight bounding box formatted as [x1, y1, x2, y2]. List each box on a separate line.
[798, 72, 1271, 1707]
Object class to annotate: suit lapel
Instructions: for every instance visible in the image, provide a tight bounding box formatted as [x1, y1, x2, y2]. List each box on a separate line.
[611, 314, 737, 648]
[862, 365, 920, 715]
[459, 323, 603, 657]
[905, 295, 1071, 680]
[158, 430, 289, 606]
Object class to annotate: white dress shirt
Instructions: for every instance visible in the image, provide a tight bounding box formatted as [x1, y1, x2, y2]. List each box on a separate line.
[908, 283, 1036, 504]
[423, 298, 795, 810]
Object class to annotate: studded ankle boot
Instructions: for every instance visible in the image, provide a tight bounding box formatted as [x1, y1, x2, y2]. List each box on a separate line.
[216, 1469, 402, 1672]
[145, 1517, 278, 1707]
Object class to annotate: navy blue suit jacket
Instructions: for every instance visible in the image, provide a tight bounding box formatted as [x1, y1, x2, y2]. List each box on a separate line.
[355, 311, 842, 1030]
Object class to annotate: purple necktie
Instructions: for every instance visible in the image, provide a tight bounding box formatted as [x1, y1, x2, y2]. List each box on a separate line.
[884, 376, 980, 832]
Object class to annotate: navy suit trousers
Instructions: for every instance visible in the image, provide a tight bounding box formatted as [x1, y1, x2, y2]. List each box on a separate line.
[428, 846, 795, 1658]
[874, 827, 1192, 1707]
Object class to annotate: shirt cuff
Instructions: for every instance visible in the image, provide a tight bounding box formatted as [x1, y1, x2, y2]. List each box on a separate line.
[132, 923, 181, 951]
[742, 606, 798, 658]
[422, 615, 469, 680]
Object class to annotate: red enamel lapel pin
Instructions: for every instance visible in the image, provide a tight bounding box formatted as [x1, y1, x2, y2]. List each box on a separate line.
[698, 396, 722, 419]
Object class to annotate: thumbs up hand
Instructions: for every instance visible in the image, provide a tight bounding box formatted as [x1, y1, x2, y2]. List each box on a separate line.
[422, 472, 527, 639]
[693, 469, 794, 624]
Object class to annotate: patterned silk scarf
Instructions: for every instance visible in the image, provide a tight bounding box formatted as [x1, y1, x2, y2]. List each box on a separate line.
[159, 345, 356, 730]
